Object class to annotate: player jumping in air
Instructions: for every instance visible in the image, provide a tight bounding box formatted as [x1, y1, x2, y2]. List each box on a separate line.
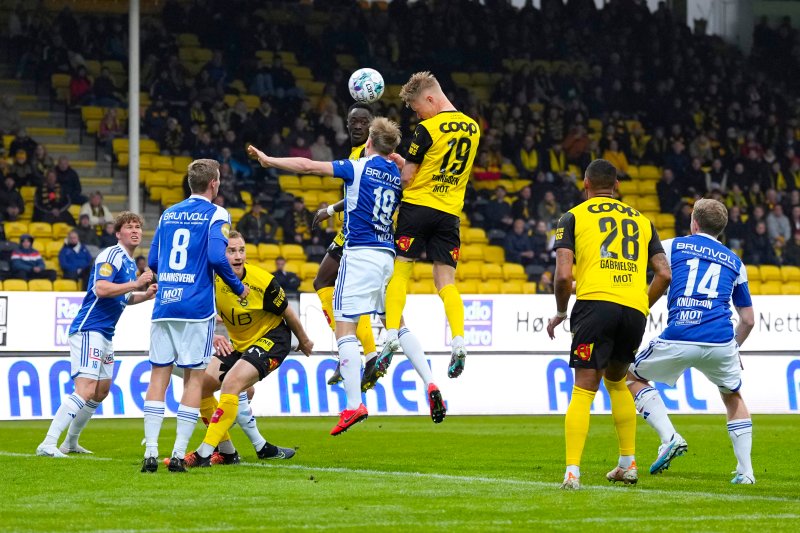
[547, 159, 672, 490]
[249, 117, 447, 433]
[627, 199, 756, 484]
[378, 71, 480, 381]
[36, 212, 157, 458]
[185, 230, 313, 467]
[142, 159, 250, 473]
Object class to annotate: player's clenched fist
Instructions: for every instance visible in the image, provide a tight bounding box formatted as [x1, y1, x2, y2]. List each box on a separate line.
[136, 270, 154, 290]
[296, 337, 314, 357]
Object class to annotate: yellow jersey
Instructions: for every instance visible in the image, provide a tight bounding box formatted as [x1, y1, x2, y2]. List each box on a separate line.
[330, 143, 368, 248]
[552, 196, 663, 316]
[403, 111, 480, 216]
[215, 263, 287, 352]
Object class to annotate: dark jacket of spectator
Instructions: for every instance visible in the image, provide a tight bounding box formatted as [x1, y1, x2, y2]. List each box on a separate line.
[272, 259, 301, 294]
[59, 231, 93, 287]
[237, 204, 276, 244]
[656, 170, 683, 213]
[34, 171, 75, 225]
[0, 176, 25, 220]
[282, 200, 313, 244]
[484, 188, 513, 231]
[783, 232, 800, 267]
[75, 215, 100, 247]
[55, 158, 85, 205]
[10, 234, 56, 281]
[743, 222, 779, 265]
[503, 220, 534, 265]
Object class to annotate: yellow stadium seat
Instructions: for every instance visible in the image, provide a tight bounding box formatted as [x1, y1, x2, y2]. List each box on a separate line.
[655, 213, 674, 230]
[112, 138, 129, 154]
[459, 245, 484, 263]
[140, 139, 160, 154]
[409, 281, 435, 294]
[301, 262, 320, 280]
[747, 280, 761, 295]
[147, 172, 170, 188]
[483, 246, 505, 264]
[321, 177, 340, 191]
[781, 284, 800, 295]
[172, 156, 192, 173]
[177, 33, 200, 47]
[480, 281, 502, 294]
[54, 279, 79, 292]
[3, 279, 28, 291]
[241, 191, 252, 206]
[523, 281, 538, 294]
[5, 221, 28, 241]
[503, 263, 527, 281]
[463, 227, 488, 245]
[501, 281, 524, 294]
[0, 281, 3, 290]
[638, 196, 660, 212]
[28, 279, 53, 292]
[258, 243, 281, 261]
[781, 266, 800, 283]
[759, 265, 781, 283]
[638, 165, 661, 180]
[229, 208, 245, 224]
[760, 281, 781, 295]
[457, 280, 479, 294]
[279, 175, 301, 191]
[28, 222, 52, 239]
[20, 186, 36, 203]
[457, 262, 483, 280]
[302, 191, 319, 208]
[745, 265, 760, 283]
[69, 205, 81, 220]
[623, 195, 641, 209]
[280, 244, 306, 262]
[413, 263, 433, 281]
[151, 155, 173, 170]
[299, 279, 315, 293]
[244, 243, 258, 259]
[617, 181, 640, 196]
[481, 263, 504, 281]
[52, 223, 72, 240]
[659, 228, 675, 239]
[300, 175, 324, 190]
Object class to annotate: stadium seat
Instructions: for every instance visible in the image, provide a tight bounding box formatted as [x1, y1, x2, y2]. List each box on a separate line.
[523, 282, 538, 294]
[112, 138, 129, 154]
[502, 263, 527, 281]
[300, 175, 324, 190]
[781, 266, 800, 283]
[655, 213, 674, 230]
[618, 181, 640, 196]
[280, 244, 306, 262]
[759, 265, 781, 283]
[45, 241, 63, 259]
[29, 279, 53, 292]
[638, 165, 661, 180]
[20, 186, 36, 203]
[299, 280, 315, 293]
[54, 279, 79, 292]
[760, 281, 781, 295]
[5, 221, 28, 241]
[4, 279, 28, 291]
[300, 262, 320, 280]
[501, 281, 524, 294]
[457, 280, 479, 294]
[638, 196, 660, 212]
[480, 281, 502, 294]
[463, 227, 488, 245]
[140, 139, 160, 154]
[483, 246, 505, 264]
[748, 280, 761, 295]
[409, 281, 435, 294]
[457, 262, 483, 280]
[745, 265, 760, 283]
[481, 263, 504, 281]
[413, 263, 433, 281]
[240, 191, 252, 207]
[258, 243, 281, 261]
[459, 245, 484, 263]
[151, 155, 174, 170]
[279, 175, 301, 191]
[173, 156, 192, 173]
[228, 208, 245, 224]
[244, 243, 258, 259]
[781, 284, 800, 295]
[321, 177, 340, 191]
[658, 228, 676, 239]
[28, 223, 53, 240]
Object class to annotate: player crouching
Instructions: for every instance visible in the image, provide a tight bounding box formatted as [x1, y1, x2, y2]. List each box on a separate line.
[187, 231, 313, 467]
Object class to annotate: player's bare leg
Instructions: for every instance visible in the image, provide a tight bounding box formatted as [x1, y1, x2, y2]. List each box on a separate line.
[721, 391, 755, 484]
[433, 261, 466, 378]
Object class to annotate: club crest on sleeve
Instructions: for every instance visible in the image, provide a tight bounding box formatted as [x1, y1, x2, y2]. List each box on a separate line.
[221, 223, 231, 238]
[99, 263, 113, 277]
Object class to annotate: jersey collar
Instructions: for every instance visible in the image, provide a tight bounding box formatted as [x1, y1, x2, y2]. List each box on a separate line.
[695, 232, 718, 242]
[190, 194, 211, 203]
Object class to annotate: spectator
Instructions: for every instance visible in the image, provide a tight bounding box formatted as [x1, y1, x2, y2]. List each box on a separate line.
[79, 191, 113, 228]
[602, 139, 629, 179]
[92, 66, 122, 107]
[99, 221, 118, 248]
[783, 230, 800, 267]
[706, 159, 728, 193]
[249, 59, 274, 97]
[34, 169, 74, 224]
[282, 197, 312, 244]
[310, 135, 333, 162]
[656, 169, 682, 214]
[766, 204, 792, 245]
[473, 150, 502, 181]
[217, 166, 245, 208]
[485, 186, 513, 231]
[161, 117, 185, 155]
[192, 131, 218, 160]
[726, 183, 749, 212]
[536, 270, 555, 294]
[135, 255, 147, 276]
[790, 205, 800, 234]
[31, 144, 54, 184]
[98, 108, 124, 161]
[675, 202, 693, 237]
[747, 204, 768, 234]
[55, 156, 86, 205]
[289, 137, 312, 159]
[59, 229, 93, 289]
[725, 205, 747, 251]
[272, 256, 300, 294]
[218, 146, 252, 181]
[515, 135, 541, 179]
[10, 234, 56, 282]
[743, 221, 779, 265]
[251, 98, 279, 146]
[0, 95, 21, 135]
[9, 128, 37, 160]
[563, 125, 590, 164]
[69, 66, 93, 105]
[236, 200, 276, 244]
[504, 219, 534, 265]
[0, 176, 25, 221]
[644, 127, 669, 166]
[269, 55, 298, 99]
[74, 213, 99, 247]
[530, 220, 553, 266]
[684, 157, 707, 196]
[9, 149, 34, 186]
[512, 185, 535, 222]
[537, 190, 563, 229]
[143, 95, 169, 140]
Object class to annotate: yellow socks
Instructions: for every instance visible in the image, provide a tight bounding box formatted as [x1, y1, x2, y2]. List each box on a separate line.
[385, 261, 413, 330]
[202, 393, 239, 449]
[565, 386, 596, 467]
[605, 376, 637, 457]
[316, 286, 336, 331]
[200, 395, 230, 442]
[356, 314, 377, 355]
[438, 284, 464, 338]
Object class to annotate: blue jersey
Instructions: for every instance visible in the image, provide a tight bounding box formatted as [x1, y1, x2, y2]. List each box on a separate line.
[661, 233, 752, 344]
[149, 195, 244, 321]
[332, 154, 401, 252]
[69, 244, 137, 340]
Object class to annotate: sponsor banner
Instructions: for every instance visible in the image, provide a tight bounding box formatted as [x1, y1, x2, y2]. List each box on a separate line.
[2, 354, 798, 420]
[1, 292, 799, 353]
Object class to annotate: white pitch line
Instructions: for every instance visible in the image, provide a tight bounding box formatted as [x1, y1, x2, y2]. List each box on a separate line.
[0, 451, 112, 461]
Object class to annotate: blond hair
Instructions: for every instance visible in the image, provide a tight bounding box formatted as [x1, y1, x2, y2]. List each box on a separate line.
[399, 71, 439, 106]
[369, 117, 402, 155]
[187, 158, 220, 193]
[227, 230, 244, 242]
[692, 198, 728, 237]
[114, 211, 144, 232]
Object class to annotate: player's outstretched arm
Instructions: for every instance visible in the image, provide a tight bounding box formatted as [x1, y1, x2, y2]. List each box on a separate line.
[734, 306, 755, 347]
[128, 282, 158, 305]
[547, 248, 574, 339]
[96, 271, 154, 299]
[247, 145, 333, 176]
[282, 305, 314, 357]
[646, 252, 672, 308]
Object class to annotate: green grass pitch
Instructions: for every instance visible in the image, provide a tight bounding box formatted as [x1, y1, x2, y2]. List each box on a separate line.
[3, 415, 799, 532]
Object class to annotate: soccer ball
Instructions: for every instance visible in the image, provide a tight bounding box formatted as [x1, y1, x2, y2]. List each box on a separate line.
[348, 68, 385, 104]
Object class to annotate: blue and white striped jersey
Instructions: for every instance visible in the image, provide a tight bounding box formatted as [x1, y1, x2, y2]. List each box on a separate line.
[661, 233, 752, 344]
[69, 244, 137, 340]
[332, 154, 401, 252]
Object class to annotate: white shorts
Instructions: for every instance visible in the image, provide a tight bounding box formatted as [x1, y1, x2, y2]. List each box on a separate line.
[69, 331, 114, 380]
[333, 248, 394, 322]
[149, 318, 215, 369]
[631, 337, 742, 393]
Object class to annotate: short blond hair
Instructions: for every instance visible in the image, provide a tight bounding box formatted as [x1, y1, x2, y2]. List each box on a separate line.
[114, 211, 144, 232]
[399, 71, 439, 106]
[692, 198, 728, 237]
[227, 230, 244, 243]
[369, 117, 401, 155]
[187, 159, 220, 193]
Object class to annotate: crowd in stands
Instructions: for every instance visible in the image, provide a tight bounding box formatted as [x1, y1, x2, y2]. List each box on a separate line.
[3, 0, 800, 293]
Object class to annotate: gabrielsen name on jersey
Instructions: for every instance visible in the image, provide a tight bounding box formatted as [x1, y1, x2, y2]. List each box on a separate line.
[70, 244, 137, 340]
[332, 154, 402, 252]
[149, 195, 243, 321]
[661, 233, 752, 344]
